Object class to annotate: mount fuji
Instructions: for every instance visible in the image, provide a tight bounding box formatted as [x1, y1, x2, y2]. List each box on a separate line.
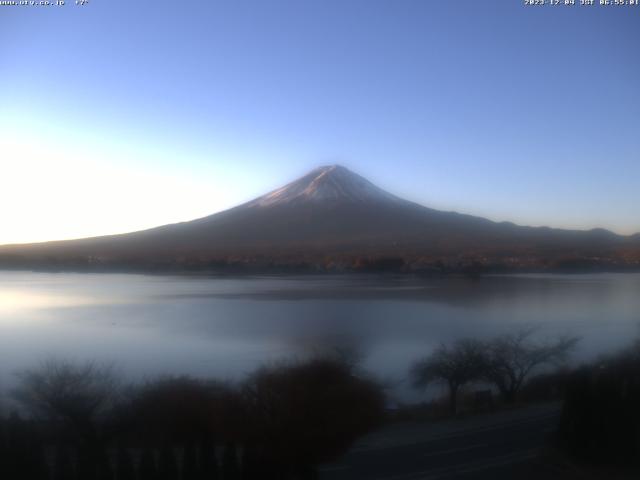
[1, 165, 638, 272]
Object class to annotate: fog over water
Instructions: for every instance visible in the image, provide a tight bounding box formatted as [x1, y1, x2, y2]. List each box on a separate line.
[1, 271, 639, 403]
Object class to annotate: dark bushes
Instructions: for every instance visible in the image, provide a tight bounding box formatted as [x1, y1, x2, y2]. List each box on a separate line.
[0, 414, 48, 480]
[242, 358, 386, 476]
[558, 341, 640, 467]
[1, 356, 385, 479]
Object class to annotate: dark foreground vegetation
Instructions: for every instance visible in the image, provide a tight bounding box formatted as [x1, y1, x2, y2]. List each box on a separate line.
[408, 331, 640, 474]
[0, 357, 385, 480]
[2, 331, 639, 479]
[558, 339, 640, 469]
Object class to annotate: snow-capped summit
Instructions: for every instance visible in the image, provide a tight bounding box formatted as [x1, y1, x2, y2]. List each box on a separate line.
[246, 165, 402, 208]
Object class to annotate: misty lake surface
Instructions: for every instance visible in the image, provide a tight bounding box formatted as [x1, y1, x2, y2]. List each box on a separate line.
[1, 271, 639, 402]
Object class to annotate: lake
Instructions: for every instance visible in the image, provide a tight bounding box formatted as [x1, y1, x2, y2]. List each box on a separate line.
[1, 271, 639, 403]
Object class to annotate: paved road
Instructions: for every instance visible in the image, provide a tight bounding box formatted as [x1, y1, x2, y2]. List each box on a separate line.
[319, 403, 562, 480]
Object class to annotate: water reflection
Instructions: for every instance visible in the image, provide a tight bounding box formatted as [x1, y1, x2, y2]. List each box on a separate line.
[0, 291, 96, 316]
[1, 271, 639, 402]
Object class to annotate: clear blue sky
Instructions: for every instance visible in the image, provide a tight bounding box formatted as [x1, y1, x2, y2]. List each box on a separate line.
[1, 0, 639, 244]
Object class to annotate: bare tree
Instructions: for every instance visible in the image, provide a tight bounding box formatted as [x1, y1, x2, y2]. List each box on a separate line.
[484, 328, 579, 404]
[410, 339, 486, 415]
[13, 358, 119, 440]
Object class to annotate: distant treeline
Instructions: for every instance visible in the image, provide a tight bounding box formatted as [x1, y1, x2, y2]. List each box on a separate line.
[1, 252, 639, 275]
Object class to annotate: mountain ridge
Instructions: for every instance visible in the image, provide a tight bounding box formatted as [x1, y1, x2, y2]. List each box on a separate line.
[1, 165, 639, 273]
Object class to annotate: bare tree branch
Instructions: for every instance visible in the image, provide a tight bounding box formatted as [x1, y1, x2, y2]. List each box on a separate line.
[484, 329, 579, 403]
[410, 339, 486, 415]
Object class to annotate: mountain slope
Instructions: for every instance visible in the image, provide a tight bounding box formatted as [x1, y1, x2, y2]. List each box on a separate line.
[1, 165, 638, 272]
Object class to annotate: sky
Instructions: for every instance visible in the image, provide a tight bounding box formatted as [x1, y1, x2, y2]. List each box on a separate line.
[1, 0, 639, 245]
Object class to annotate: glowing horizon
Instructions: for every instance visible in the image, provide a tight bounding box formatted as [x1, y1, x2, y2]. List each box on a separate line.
[2, 123, 638, 246]
[2, 1, 639, 245]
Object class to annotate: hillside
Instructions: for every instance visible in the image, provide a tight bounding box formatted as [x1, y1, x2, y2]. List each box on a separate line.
[1, 166, 639, 273]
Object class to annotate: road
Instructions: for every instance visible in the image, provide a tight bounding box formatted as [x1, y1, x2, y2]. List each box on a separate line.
[319, 403, 562, 480]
